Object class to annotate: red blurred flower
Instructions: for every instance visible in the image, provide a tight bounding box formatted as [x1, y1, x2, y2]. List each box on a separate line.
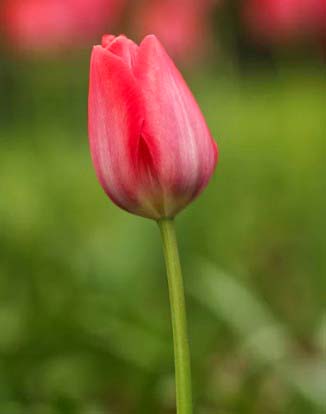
[3, 0, 126, 53]
[244, 0, 326, 45]
[135, 0, 217, 63]
[88, 35, 218, 219]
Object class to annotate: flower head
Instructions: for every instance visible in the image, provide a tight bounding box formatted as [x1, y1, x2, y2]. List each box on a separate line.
[88, 34, 218, 219]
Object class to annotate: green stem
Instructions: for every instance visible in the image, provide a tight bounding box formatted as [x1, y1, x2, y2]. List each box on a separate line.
[157, 218, 193, 414]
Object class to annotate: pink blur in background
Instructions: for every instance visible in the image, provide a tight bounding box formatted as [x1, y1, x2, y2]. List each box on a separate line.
[135, 0, 217, 63]
[243, 0, 326, 45]
[2, 0, 126, 53]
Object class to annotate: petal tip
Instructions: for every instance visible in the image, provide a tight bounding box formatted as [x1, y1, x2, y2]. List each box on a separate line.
[91, 44, 107, 61]
[140, 34, 160, 46]
[139, 34, 167, 56]
[143, 34, 159, 41]
[101, 34, 116, 48]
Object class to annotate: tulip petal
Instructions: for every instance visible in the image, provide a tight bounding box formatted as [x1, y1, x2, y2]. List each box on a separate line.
[134, 35, 218, 216]
[106, 35, 139, 70]
[101, 34, 116, 48]
[88, 46, 144, 212]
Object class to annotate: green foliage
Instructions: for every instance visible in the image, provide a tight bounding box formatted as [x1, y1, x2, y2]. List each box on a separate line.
[0, 62, 325, 413]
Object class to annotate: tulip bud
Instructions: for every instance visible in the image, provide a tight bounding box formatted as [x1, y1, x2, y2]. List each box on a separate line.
[88, 34, 218, 219]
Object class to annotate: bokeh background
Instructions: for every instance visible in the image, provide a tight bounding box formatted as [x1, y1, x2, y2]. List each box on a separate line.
[0, 1, 325, 413]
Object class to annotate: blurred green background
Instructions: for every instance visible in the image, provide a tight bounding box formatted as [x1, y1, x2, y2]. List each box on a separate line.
[0, 1, 325, 413]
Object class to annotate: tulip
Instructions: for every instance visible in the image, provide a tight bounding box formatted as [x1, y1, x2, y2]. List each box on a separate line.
[3, 0, 126, 53]
[89, 34, 219, 414]
[88, 34, 218, 220]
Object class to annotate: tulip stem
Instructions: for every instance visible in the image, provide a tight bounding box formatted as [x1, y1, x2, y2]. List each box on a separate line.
[158, 218, 193, 414]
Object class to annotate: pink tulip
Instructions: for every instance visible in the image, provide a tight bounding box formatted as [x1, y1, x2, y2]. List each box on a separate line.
[244, 0, 326, 45]
[135, 0, 217, 63]
[3, 0, 126, 53]
[88, 35, 218, 219]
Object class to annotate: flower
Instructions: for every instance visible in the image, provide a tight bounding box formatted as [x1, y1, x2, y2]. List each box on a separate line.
[88, 34, 218, 220]
[3, 0, 126, 53]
